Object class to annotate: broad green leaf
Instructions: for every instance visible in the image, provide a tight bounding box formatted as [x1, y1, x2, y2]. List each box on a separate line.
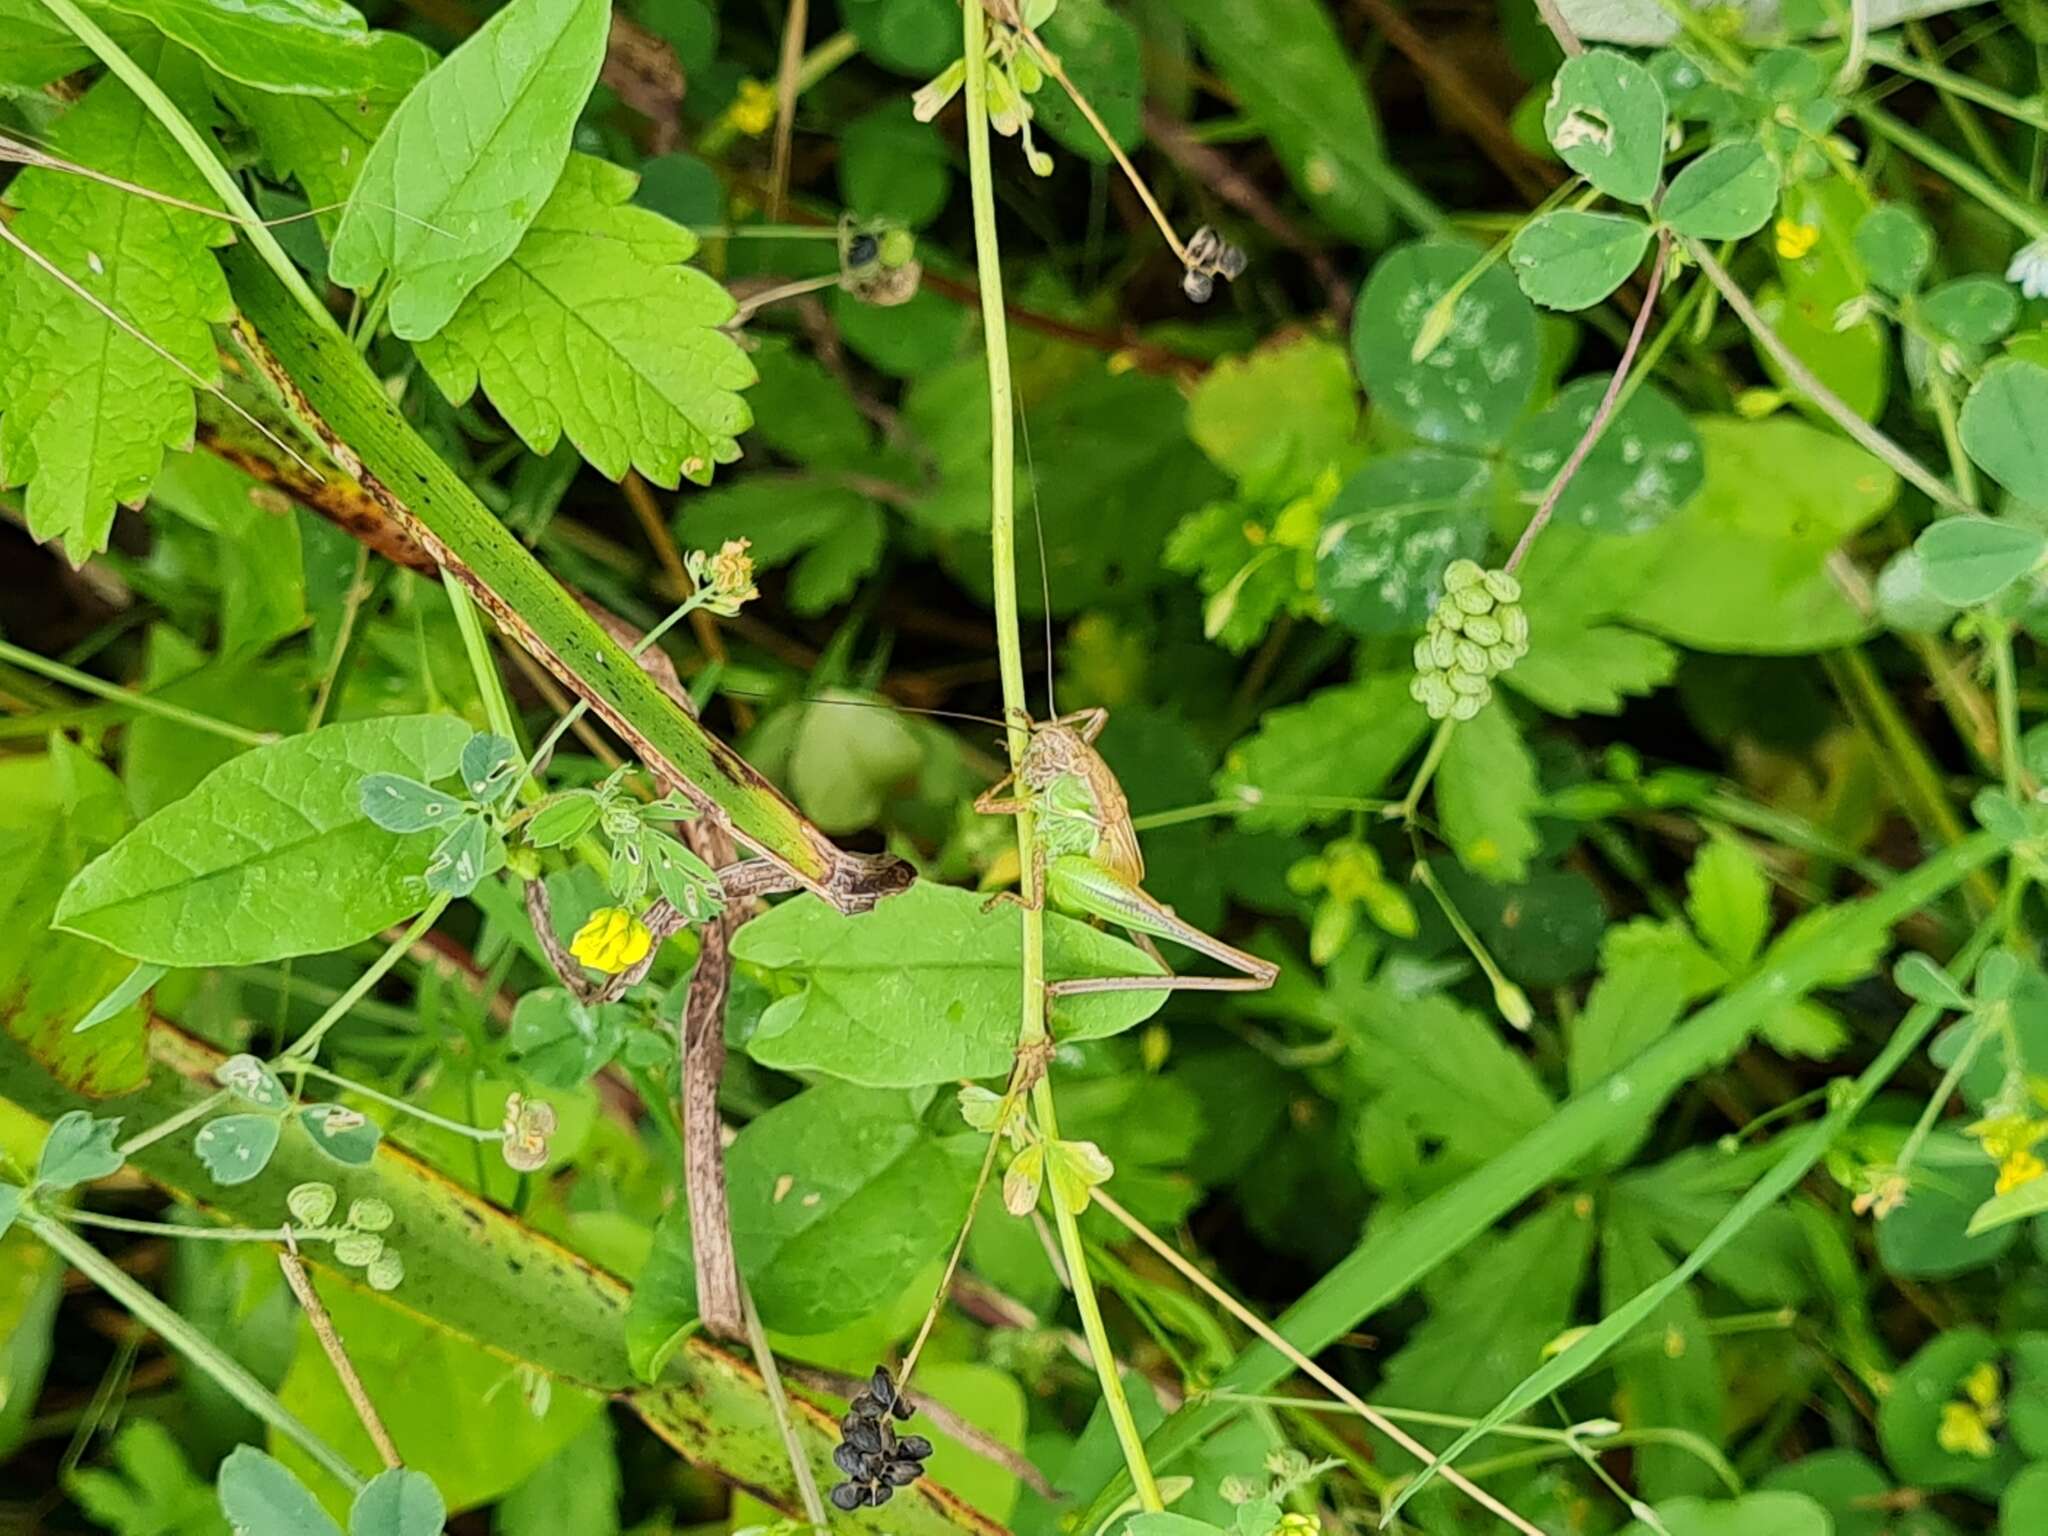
[0, 46, 232, 560]
[1896, 951, 1972, 1009]
[1162, 0, 1392, 246]
[1686, 835, 1770, 967]
[101, 0, 423, 96]
[1921, 275, 2019, 349]
[1915, 516, 2047, 606]
[227, 41, 434, 242]
[1968, 1171, 2048, 1235]
[735, 882, 1167, 1086]
[1961, 360, 2048, 506]
[0, 743, 149, 1094]
[1878, 1330, 2018, 1493]
[1502, 622, 1677, 715]
[1188, 337, 1360, 501]
[415, 154, 753, 487]
[1758, 181, 1888, 424]
[328, 0, 609, 340]
[62, 1419, 225, 1535]
[57, 715, 471, 967]
[123, 628, 302, 818]
[275, 1278, 602, 1513]
[217, 1447, 343, 1536]
[1543, 49, 1668, 205]
[37, 1110, 124, 1189]
[1217, 673, 1431, 832]
[1618, 416, 1895, 652]
[145, 454, 308, 658]
[1508, 209, 1651, 310]
[1030, 0, 1142, 163]
[1854, 204, 1934, 296]
[194, 1114, 283, 1187]
[1353, 240, 1540, 450]
[1436, 702, 1541, 884]
[2006, 1463, 2048, 1536]
[348, 1468, 445, 1536]
[1314, 451, 1491, 635]
[1510, 377, 1702, 534]
[1660, 140, 1778, 239]
[1619, 1493, 1830, 1536]
[726, 1082, 979, 1332]
[0, 0, 102, 86]
[784, 693, 925, 833]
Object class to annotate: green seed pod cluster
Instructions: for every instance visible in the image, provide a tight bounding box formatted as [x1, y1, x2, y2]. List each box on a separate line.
[1409, 560, 1529, 720]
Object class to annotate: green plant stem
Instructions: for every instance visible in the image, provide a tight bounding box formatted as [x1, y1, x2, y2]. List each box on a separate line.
[1990, 622, 2028, 801]
[36, 0, 334, 333]
[61, 1209, 344, 1244]
[21, 1206, 366, 1492]
[0, 641, 275, 747]
[278, 1061, 506, 1143]
[698, 29, 859, 157]
[961, 0, 1160, 1513]
[282, 900, 450, 1062]
[116, 1090, 228, 1159]
[1398, 721, 1456, 822]
[1859, 105, 2048, 240]
[1864, 40, 2048, 130]
[1895, 1002, 1994, 1180]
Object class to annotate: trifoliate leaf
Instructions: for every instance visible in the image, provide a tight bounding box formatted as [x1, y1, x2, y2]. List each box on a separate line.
[0, 46, 232, 560]
[328, 0, 609, 340]
[416, 154, 753, 485]
[1508, 209, 1651, 311]
[218, 1447, 344, 1536]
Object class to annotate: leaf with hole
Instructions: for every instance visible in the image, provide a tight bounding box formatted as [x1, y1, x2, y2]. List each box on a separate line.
[1543, 49, 1668, 205]
[328, 0, 610, 340]
[1509, 209, 1651, 310]
[1915, 517, 2046, 606]
[57, 715, 471, 967]
[300, 1104, 383, 1166]
[1660, 140, 1778, 239]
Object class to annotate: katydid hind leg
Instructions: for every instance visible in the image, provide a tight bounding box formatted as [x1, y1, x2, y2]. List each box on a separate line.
[1042, 854, 1277, 997]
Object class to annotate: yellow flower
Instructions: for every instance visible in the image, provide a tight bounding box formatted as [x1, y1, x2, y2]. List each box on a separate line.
[570, 906, 653, 974]
[1937, 1400, 1996, 1459]
[729, 78, 778, 137]
[1968, 1113, 2046, 1163]
[1999, 1148, 2047, 1195]
[1964, 1362, 2003, 1414]
[1775, 218, 1820, 260]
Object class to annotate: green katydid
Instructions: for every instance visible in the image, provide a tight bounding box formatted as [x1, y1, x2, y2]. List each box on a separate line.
[974, 707, 1278, 998]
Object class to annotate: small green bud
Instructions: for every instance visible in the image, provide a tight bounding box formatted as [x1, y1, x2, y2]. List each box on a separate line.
[879, 227, 916, 268]
[1494, 979, 1534, 1030]
[1488, 643, 1521, 673]
[1450, 668, 1490, 697]
[333, 1231, 384, 1267]
[287, 1182, 337, 1227]
[366, 1250, 405, 1293]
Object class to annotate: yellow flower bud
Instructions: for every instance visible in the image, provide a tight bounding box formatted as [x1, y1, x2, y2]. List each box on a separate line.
[569, 906, 654, 974]
[729, 79, 778, 137]
[1937, 1400, 1996, 1459]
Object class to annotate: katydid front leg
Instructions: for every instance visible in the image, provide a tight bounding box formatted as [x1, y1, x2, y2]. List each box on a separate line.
[1043, 854, 1278, 997]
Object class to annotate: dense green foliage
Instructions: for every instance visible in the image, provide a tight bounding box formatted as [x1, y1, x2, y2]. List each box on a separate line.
[3, 0, 2048, 1532]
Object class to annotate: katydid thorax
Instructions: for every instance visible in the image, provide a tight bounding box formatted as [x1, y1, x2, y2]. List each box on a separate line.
[974, 707, 1278, 998]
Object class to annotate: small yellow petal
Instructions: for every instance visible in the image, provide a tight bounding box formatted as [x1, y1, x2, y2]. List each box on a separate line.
[1937, 1400, 1996, 1459]
[729, 79, 778, 137]
[1998, 1148, 2046, 1196]
[569, 907, 653, 974]
[1964, 1362, 2003, 1414]
[1774, 218, 1820, 260]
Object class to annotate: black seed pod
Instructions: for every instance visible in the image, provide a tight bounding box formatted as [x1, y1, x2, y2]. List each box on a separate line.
[833, 1442, 867, 1477]
[884, 1459, 923, 1486]
[843, 1416, 884, 1454]
[829, 1482, 867, 1511]
[872, 1483, 896, 1507]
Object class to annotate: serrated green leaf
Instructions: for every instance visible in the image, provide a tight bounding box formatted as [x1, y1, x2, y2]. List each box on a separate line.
[1346, 985, 1556, 1165]
[56, 715, 471, 967]
[1509, 209, 1651, 310]
[1660, 140, 1778, 239]
[1503, 623, 1677, 714]
[1602, 1195, 1722, 1498]
[218, 1447, 343, 1536]
[37, 1110, 124, 1190]
[1543, 49, 1667, 205]
[1188, 337, 1360, 501]
[1436, 701, 1541, 884]
[1314, 451, 1492, 635]
[726, 1081, 979, 1332]
[1354, 240, 1540, 450]
[0, 46, 232, 560]
[1915, 515, 2047, 606]
[194, 1113, 282, 1187]
[416, 154, 753, 485]
[348, 1468, 445, 1536]
[1961, 360, 2048, 506]
[1217, 674, 1432, 832]
[736, 882, 1167, 1085]
[1686, 835, 1770, 968]
[0, 744, 150, 1095]
[1510, 377, 1703, 535]
[328, 0, 609, 340]
[101, 0, 423, 96]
